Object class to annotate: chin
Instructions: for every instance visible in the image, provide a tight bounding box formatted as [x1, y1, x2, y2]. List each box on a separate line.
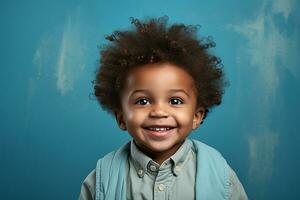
[146, 140, 181, 153]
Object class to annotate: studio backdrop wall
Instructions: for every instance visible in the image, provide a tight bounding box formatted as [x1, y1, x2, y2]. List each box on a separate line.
[1, 0, 299, 199]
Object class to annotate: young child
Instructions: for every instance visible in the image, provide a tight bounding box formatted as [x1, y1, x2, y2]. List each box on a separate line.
[79, 16, 248, 200]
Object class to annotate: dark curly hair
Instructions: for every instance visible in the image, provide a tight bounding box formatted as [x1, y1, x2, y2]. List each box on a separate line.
[94, 16, 227, 122]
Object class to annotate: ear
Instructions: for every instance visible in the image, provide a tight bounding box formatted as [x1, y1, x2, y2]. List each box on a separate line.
[192, 107, 205, 130]
[114, 110, 127, 131]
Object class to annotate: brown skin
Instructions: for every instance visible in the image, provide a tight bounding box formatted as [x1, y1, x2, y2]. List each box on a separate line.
[115, 63, 205, 165]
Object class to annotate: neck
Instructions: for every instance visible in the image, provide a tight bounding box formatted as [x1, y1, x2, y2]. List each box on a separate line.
[134, 141, 184, 165]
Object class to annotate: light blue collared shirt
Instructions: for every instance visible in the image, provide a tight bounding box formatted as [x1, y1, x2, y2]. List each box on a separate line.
[78, 139, 248, 200]
[126, 139, 196, 199]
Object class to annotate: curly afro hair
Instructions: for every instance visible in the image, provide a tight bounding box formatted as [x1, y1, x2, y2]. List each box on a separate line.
[94, 16, 227, 121]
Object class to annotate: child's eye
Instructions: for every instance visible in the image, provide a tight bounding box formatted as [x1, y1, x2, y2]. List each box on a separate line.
[169, 97, 183, 105]
[135, 98, 150, 105]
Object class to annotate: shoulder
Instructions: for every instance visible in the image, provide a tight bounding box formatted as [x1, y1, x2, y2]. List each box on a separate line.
[95, 142, 130, 200]
[95, 142, 130, 185]
[79, 142, 131, 200]
[96, 142, 131, 167]
[191, 139, 229, 178]
[78, 169, 96, 200]
[191, 139, 231, 198]
[228, 166, 248, 200]
[191, 139, 226, 162]
[191, 139, 248, 200]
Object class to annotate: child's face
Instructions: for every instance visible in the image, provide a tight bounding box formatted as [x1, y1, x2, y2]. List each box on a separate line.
[115, 63, 204, 162]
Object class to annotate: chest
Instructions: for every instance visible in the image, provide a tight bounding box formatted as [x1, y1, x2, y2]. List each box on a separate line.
[126, 151, 196, 200]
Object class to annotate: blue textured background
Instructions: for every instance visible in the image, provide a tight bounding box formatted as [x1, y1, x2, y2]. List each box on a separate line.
[1, 0, 299, 199]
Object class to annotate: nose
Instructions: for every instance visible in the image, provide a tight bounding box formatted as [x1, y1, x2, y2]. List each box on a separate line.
[149, 103, 169, 118]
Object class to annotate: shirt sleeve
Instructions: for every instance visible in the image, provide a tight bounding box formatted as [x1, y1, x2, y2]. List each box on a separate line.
[228, 166, 248, 200]
[78, 169, 96, 200]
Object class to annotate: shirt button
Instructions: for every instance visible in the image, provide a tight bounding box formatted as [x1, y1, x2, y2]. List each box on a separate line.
[137, 169, 144, 177]
[174, 165, 182, 172]
[158, 184, 165, 191]
[149, 165, 157, 172]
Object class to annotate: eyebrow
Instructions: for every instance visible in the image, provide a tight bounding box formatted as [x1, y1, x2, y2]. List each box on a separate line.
[130, 89, 190, 97]
[169, 89, 190, 97]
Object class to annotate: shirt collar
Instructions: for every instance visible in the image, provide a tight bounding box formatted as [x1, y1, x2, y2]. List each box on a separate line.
[130, 140, 152, 177]
[170, 139, 192, 175]
[129, 139, 192, 178]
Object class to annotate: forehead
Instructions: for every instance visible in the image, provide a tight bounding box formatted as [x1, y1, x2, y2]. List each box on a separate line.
[123, 63, 196, 95]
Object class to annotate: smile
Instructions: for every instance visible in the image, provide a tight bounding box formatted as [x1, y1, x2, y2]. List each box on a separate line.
[146, 127, 173, 131]
[142, 126, 176, 138]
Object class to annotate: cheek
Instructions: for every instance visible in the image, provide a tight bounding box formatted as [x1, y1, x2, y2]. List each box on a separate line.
[124, 108, 147, 126]
[175, 109, 195, 127]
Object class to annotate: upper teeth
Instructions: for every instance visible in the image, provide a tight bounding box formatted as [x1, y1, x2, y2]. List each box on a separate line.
[148, 127, 171, 131]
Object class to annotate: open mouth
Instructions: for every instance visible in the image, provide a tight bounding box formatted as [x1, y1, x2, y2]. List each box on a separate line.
[145, 127, 175, 131]
[142, 126, 176, 138]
